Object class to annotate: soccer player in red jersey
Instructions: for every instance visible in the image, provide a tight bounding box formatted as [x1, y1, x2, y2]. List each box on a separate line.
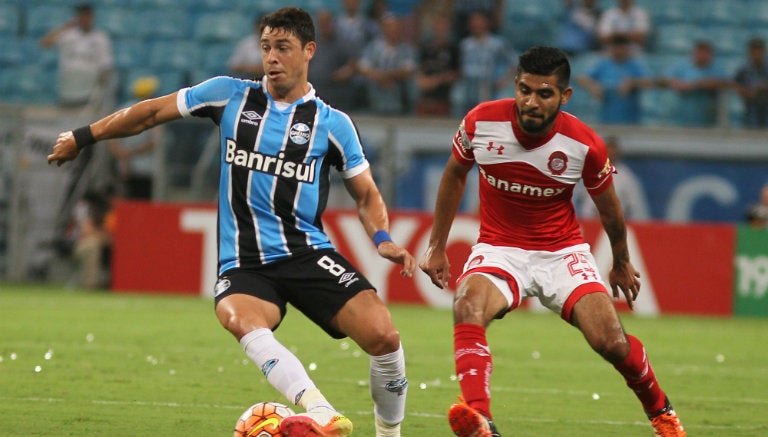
[419, 46, 686, 437]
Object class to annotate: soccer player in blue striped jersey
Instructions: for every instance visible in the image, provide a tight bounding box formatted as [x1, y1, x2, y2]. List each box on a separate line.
[48, 7, 415, 437]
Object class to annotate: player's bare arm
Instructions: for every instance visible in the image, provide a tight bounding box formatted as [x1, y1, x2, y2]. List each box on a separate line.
[419, 155, 471, 289]
[591, 185, 641, 309]
[47, 93, 182, 167]
[344, 169, 415, 277]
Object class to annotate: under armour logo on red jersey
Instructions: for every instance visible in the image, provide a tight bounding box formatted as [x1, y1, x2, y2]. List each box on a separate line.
[486, 141, 504, 154]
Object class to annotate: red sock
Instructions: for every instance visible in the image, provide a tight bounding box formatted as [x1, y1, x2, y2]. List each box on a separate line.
[454, 323, 493, 419]
[613, 334, 667, 415]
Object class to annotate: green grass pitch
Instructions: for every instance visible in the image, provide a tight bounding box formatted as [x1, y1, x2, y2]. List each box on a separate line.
[1, 283, 766, 436]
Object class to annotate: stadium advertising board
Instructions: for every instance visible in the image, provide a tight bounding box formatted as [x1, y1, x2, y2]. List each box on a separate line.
[112, 201, 738, 316]
[734, 227, 768, 316]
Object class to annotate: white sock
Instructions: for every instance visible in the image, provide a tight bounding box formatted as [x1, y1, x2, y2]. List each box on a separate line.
[370, 344, 407, 426]
[240, 328, 331, 409]
[375, 416, 402, 437]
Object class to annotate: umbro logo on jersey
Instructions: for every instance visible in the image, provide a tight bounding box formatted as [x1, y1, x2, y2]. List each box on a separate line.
[240, 110, 262, 126]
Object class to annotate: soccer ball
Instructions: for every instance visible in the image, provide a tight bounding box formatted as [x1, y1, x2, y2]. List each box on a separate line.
[233, 401, 295, 437]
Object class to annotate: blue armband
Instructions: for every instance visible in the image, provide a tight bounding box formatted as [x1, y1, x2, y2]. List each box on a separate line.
[372, 230, 393, 247]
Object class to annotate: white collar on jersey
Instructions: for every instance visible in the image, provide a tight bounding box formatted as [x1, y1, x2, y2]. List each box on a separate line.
[260, 76, 316, 110]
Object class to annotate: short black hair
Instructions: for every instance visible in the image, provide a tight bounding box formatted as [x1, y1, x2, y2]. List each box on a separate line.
[517, 46, 571, 90]
[74, 3, 92, 13]
[749, 37, 766, 50]
[260, 7, 315, 46]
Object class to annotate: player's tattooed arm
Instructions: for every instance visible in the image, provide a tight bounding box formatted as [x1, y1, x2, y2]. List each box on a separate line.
[591, 185, 641, 308]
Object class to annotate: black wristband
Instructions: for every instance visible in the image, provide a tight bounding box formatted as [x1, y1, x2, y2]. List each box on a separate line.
[72, 125, 96, 150]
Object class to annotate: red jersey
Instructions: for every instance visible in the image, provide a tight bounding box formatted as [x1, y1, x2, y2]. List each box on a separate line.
[452, 98, 614, 251]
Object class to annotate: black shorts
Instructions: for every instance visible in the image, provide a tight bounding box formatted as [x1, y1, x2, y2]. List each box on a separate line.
[213, 249, 375, 339]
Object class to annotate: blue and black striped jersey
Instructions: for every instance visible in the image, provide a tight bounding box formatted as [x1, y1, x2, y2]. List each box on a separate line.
[177, 76, 370, 274]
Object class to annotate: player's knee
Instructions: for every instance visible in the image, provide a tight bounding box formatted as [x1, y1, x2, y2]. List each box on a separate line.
[217, 311, 244, 337]
[215, 306, 255, 339]
[363, 326, 401, 356]
[593, 335, 631, 363]
[453, 293, 488, 325]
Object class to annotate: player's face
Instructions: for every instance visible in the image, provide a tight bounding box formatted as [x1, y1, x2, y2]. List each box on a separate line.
[261, 26, 316, 101]
[514, 72, 572, 135]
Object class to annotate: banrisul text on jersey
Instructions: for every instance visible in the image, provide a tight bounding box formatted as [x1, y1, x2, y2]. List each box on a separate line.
[225, 139, 317, 183]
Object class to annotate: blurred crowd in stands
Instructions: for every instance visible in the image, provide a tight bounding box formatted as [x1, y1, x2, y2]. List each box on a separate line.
[1, 0, 767, 128]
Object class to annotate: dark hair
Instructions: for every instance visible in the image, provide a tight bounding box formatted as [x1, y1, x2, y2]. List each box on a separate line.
[749, 37, 766, 50]
[74, 3, 93, 13]
[517, 46, 571, 90]
[260, 7, 315, 46]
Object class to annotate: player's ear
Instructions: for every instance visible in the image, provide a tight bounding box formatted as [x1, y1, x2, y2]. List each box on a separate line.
[560, 86, 573, 105]
[304, 41, 316, 60]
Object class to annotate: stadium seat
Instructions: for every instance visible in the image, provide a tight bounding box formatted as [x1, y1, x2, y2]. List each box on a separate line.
[194, 11, 250, 43]
[147, 39, 200, 71]
[743, 0, 768, 26]
[0, 3, 19, 37]
[128, 0, 177, 8]
[0, 68, 18, 101]
[200, 42, 234, 75]
[24, 5, 72, 37]
[18, 36, 59, 69]
[569, 51, 602, 76]
[133, 8, 190, 39]
[706, 26, 750, 56]
[654, 24, 703, 55]
[11, 64, 54, 104]
[111, 38, 143, 70]
[503, 19, 558, 52]
[564, 83, 600, 125]
[232, 0, 280, 14]
[644, 52, 681, 78]
[648, 0, 688, 25]
[96, 6, 136, 38]
[640, 88, 677, 127]
[0, 37, 22, 67]
[507, 0, 561, 22]
[190, 0, 230, 11]
[691, 0, 741, 27]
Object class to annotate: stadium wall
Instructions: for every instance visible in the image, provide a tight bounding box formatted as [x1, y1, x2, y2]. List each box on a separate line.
[109, 200, 765, 317]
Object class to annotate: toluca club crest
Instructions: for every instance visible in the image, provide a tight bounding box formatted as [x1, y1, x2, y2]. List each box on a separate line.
[547, 151, 568, 175]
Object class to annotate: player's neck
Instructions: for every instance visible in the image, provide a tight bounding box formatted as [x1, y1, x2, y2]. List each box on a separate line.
[268, 81, 310, 104]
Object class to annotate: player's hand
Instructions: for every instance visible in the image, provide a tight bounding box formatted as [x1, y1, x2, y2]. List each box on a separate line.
[608, 261, 641, 310]
[377, 242, 416, 278]
[47, 131, 80, 166]
[418, 246, 451, 289]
